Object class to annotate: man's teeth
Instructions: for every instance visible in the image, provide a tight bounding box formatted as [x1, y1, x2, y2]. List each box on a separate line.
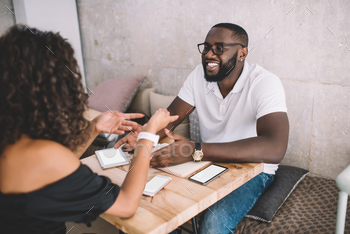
[208, 63, 218, 67]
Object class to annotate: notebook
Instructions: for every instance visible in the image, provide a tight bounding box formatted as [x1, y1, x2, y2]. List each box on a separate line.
[152, 143, 211, 178]
[158, 161, 212, 178]
[95, 148, 130, 169]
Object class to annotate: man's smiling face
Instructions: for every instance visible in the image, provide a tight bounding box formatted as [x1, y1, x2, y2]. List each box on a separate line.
[202, 27, 240, 82]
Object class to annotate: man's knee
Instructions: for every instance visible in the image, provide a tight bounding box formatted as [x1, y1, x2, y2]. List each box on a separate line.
[199, 208, 233, 234]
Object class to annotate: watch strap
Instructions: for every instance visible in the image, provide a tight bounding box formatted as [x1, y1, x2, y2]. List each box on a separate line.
[195, 142, 201, 151]
[137, 132, 159, 146]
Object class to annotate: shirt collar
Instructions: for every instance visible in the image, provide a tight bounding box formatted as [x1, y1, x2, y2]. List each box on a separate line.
[230, 60, 249, 94]
[206, 60, 249, 97]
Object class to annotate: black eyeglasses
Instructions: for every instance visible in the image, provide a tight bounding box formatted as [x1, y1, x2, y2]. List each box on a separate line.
[197, 43, 245, 55]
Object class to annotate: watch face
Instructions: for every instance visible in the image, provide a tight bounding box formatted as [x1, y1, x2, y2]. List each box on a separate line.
[193, 150, 204, 161]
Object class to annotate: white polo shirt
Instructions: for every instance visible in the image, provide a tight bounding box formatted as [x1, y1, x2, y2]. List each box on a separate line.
[178, 61, 287, 174]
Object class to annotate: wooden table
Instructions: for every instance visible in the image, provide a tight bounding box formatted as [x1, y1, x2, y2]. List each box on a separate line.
[82, 108, 263, 233]
[81, 155, 263, 234]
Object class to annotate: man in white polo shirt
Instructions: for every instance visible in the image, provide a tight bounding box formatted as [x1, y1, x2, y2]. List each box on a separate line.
[116, 23, 289, 233]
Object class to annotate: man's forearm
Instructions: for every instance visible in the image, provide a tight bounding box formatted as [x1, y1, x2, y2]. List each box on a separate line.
[195, 112, 289, 164]
[156, 122, 176, 139]
[156, 96, 194, 139]
[201, 136, 287, 164]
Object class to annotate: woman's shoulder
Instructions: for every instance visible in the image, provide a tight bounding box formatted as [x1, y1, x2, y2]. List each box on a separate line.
[27, 138, 80, 166]
[0, 136, 80, 194]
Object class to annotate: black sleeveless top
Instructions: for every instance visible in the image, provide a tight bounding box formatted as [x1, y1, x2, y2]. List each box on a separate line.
[0, 164, 120, 234]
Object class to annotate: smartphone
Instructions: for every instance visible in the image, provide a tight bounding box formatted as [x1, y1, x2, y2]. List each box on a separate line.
[95, 147, 130, 169]
[143, 175, 172, 197]
[189, 164, 228, 185]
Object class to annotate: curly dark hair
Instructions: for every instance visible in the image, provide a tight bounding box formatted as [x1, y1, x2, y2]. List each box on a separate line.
[0, 25, 89, 155]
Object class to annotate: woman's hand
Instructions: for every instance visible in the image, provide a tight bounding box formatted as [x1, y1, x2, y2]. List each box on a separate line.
[143, 109, 179, 134]
[113, 109, 178, 150]
[93, 111, 144, 135]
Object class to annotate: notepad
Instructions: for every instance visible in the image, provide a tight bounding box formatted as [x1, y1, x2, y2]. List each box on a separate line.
[95, 148, 130, 169]
[158, 161, 212, 178]
[152, 143, 211, 178]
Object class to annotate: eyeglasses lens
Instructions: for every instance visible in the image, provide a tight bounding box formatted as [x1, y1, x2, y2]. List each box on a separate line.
[198, 44, 223, 55]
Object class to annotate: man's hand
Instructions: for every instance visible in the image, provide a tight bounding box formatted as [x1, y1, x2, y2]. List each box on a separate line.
[93, 111, 144, 135]
[150, 129, 195, 167]
[113, 124, 143, 150]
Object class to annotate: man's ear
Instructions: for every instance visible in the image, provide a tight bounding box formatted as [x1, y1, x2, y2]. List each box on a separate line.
[239, 47, 248, 61]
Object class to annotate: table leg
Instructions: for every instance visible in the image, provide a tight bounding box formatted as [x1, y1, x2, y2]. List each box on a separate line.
[192, 217, 198, 234]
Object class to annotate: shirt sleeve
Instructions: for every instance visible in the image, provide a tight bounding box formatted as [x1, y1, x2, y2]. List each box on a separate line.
[26, 164, 120, 224]
[177, 67, 197, 107]
[251, 74, 288, 119]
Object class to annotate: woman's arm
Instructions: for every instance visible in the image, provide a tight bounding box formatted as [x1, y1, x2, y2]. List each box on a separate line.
[73, 111, 144, 158]
[72, 119, 101, 158]
[104, 109, 178, 218]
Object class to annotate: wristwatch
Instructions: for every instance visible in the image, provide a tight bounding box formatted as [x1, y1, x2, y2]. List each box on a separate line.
[192, 143, 204, 162]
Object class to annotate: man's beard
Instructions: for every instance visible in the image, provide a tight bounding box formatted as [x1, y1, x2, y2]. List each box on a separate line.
[203, 51, 238, 82]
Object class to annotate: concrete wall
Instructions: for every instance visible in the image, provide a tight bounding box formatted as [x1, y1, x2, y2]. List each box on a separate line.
[0, 0, 15, 33]
[1, 0, 349, 179]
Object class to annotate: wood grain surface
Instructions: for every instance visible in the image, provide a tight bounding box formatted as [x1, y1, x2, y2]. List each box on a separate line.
[81, 155, 263, 234]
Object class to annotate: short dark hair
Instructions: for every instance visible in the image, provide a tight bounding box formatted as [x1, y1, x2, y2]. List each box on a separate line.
[212, 23, 248, 47]
[0, 25, 89, 155]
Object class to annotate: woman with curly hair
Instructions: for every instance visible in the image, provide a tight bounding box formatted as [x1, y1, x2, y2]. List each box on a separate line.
[0, 25, 178, 234]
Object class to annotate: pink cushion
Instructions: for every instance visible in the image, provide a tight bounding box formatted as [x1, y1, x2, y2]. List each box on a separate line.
[87, 76, 145, 113]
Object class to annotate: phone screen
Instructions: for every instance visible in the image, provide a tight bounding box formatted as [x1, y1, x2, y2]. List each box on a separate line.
[189, 164, 228, 185]
[143, 175, 172, 196]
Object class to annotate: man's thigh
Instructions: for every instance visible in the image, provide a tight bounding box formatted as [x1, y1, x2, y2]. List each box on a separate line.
[198, 173, 274, 234]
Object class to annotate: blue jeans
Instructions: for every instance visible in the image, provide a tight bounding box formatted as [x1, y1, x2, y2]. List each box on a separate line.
[198, 172, 274, 234]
